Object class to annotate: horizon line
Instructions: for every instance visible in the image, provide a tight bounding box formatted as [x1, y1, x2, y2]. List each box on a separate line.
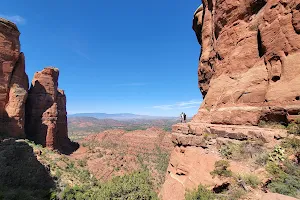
[67, 112, 189, 118]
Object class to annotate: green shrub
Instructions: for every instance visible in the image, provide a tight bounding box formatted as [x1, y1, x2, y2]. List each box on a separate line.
[225, 186, 246, 200]
[219, 141, 263, 161]
[258, 121, 286, 129]
[281, 137, 300, 154]
[219, 143, 236, 159]
[255, 152, 269, 166]
[185, 185, 216, 200]
[61, 171, 158, 200]
[265, 135, 300, 198]
[77, 157, 87, 167]
[238, 174, 260, 188]
[81, 143, 88, 147]
[210, 160, 232, 178]
[77, 169, 92, 181]
[153, 146, 170, 187]
[60, 185, 90, 200]
[282, 137, 300, 149]
[287, 122, 300, 135]
[66, 161, 75, 170]
[155, 146, 170, 176]
[266, 161, 300, 198]
[55, 169, 62, 178]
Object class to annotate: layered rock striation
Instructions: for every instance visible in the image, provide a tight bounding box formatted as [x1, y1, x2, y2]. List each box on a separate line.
[0, 18, 76, 153]
[0, 18, 29, 138]
[193, 0, 300, 125]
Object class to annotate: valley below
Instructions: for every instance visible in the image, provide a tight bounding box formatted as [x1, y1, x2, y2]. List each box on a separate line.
[68, 116, 181, 140]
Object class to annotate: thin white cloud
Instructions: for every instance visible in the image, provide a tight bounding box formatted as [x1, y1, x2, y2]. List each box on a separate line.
[0, 15, 26, 25]
[113, 83, 146, 87]
[180, 106, 199, 109]
[73, 49, 93, 62]
[152, 100, 202, 110]
[70, 40, 94, 62]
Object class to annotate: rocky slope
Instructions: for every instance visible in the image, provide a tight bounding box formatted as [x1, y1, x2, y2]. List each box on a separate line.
[160, 123, 292, 200]
[192, 0, 300, 125]
[0, 18, 76, 153]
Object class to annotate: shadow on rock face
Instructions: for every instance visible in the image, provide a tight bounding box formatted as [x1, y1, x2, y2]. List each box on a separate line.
[0, 139, 55, 200]
[25, 80, 79, 155]
[59, 140, 80, 155]
[25, 80, 53, 147]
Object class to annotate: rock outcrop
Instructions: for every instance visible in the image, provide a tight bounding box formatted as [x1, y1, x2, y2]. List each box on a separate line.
[0, 18, 76, 153]
[192, 0, 300, 125]
[160, 123, 287, 200]
[0, 18, 29, 138]
[25, 68, 77, 153]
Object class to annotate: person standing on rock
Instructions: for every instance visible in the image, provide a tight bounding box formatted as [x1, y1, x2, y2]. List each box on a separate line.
[180, 112, 184, 123]
[184, 113, 187, 123]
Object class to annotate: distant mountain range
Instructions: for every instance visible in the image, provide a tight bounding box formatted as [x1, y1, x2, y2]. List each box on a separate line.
[68, 113, 177, 120]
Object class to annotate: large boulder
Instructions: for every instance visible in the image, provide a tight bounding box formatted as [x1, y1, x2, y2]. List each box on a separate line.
[192, 0, 300, 125]
[0, 18, 28, 138]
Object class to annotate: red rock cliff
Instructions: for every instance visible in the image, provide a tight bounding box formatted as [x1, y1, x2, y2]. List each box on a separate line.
[0, 18, 29, 138]
[0, 19, 77, 153]
[160, 2, 300, 199]
[25, 68, 77, 153]
[192, 0, 300, 125]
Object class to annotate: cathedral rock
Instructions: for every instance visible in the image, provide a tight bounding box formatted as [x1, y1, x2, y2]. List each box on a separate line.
[0, 18, 77, 153]
[25, 68, 77, 153]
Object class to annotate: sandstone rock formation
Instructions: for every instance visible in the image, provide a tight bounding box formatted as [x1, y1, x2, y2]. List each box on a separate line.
[161, 1, 300, 199]
[25, 68, 77, 153]
[0, 18, 29, 138]
[0, 18, 77, 153]
[192, 0, 300, 125]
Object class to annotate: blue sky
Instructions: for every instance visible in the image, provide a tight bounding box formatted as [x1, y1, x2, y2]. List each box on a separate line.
[1, 0, 203, 117]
